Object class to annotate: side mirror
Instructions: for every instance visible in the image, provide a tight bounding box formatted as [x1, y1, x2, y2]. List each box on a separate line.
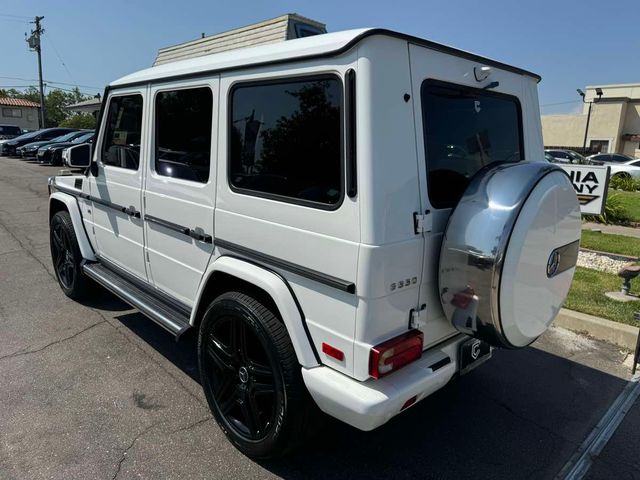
[66, 143, 91, 168]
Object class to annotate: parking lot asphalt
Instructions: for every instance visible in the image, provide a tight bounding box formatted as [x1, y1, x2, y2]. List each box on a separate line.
[0, 155, 637, 480]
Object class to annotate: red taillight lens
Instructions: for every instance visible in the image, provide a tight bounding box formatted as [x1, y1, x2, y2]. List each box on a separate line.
[369, 330, 423, 379]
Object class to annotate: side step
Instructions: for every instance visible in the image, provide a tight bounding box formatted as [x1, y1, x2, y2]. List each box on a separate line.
[83, 262, 191, 338]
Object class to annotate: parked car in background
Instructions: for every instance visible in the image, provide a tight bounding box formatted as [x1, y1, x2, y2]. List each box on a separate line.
[17, 130, 84, 158]
[586, 153, 637, 165]
[0, 124, 22, 140]
[544, 152, 556, 163]
[2, 128, 78, 156]
[544, 149, 586, 164]
[588, 155, 640, 179]
[40, 131, 94, 166]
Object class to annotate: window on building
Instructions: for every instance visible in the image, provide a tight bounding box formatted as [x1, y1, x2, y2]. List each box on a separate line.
[2, 108, 22, 118]
[155, 87, 213, 183]
[101, 94, 143, 170]
[229, 76, 343, 208]
[589, 140, 609, 154]
[421, 80, 524, 209]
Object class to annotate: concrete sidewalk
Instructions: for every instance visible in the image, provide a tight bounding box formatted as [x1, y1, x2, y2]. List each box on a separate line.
[583, 222, 640, 238]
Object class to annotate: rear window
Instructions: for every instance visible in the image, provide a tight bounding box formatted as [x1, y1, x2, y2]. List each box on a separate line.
[421, 80, 524, 209]
[0, 126, 21, 135]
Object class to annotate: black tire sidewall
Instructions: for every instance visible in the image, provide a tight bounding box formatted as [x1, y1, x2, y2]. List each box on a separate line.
[50, 211, 85, 298]
[198, 292, 301, 459]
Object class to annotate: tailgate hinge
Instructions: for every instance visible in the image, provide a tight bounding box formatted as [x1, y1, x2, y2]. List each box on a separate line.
[409, 304, 427, 329]
[413, 210, 432, 235]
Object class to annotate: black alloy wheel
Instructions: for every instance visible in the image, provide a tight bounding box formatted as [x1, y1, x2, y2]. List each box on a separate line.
[49, 211, 89, 299]
[198, 291, 318, 458]
[205, 313, 278, 440]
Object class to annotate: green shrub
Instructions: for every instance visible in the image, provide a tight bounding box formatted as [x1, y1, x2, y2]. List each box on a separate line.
[609, 174, 640, 192]
[583, 192, 632, 225]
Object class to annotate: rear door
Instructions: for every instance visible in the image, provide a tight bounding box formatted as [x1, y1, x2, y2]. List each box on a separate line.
[408, 44, 529, 347]
[142, 79, 217, 306]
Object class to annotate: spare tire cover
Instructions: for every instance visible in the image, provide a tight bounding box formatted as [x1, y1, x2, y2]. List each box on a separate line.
[439, 162, 581, 348]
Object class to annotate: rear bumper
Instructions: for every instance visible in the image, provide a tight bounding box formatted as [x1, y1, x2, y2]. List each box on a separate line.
[302, 334, 468, 431]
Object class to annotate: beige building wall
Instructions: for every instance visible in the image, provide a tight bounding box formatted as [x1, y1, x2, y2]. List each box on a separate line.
[542, 114, 586, 147]
[542, 83, 640, 156]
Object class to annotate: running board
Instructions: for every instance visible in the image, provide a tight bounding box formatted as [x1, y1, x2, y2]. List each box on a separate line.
[83, 262, 191, 338]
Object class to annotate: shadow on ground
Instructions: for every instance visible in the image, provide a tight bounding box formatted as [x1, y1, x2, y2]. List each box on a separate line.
[112, 308, 627, 480]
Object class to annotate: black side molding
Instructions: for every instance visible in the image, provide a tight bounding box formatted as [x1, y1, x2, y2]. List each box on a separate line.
[51, 182, 140, 218]
[216, 239, 356, 294]
[145, 214, 213, 244]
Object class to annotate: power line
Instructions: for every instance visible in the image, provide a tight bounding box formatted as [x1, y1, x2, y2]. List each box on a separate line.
[0, 76, 101, 91]
[0, 13, 31, 20]
[541, 100, 582, 107]
[44, 34, 74, 83]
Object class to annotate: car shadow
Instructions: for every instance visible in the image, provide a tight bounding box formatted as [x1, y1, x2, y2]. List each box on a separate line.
[111, 309, 628, 480]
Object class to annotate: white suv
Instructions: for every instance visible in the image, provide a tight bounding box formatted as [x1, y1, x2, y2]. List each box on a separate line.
[48, 28, 581, 458]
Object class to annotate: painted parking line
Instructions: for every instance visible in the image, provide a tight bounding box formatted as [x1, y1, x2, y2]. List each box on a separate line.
[556, 373, 640, 479]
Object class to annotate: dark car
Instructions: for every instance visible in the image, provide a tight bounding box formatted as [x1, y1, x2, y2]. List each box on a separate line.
[0, 125, 22, 140]
[2, 128, 78, 156]
[586, 153, 636, 165]
[544, 149, 586, 164]
[39, 131, 94, 166]
[18, 130, 86, 158]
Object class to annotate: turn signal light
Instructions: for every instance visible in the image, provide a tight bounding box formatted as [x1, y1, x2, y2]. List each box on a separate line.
[369, 330, 423, 379]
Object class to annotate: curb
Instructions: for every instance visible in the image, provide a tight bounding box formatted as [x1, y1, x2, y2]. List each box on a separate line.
[555, 308, 639, 351]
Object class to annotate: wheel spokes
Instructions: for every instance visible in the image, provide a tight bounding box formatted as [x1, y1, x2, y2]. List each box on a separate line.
[207, 335, 235, 373]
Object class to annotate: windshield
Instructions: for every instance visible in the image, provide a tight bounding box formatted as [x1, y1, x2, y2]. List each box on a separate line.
[568, 151, 586, 162]
[72, 132, 93, 143]
[421, 80, 523, 209]
[52, 131, 80, 142]
[12, 130, 40, 141]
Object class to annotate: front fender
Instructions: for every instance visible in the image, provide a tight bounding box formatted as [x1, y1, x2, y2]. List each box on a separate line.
[49, 191, 96, 261]
[191, 255, 320, 368]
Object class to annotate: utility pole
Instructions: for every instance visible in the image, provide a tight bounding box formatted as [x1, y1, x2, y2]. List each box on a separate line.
[26, 16, 46, 128]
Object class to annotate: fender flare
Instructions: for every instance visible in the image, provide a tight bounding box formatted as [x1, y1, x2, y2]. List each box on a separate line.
[49, 192, 96, 261]
[191, 255, 320, 368]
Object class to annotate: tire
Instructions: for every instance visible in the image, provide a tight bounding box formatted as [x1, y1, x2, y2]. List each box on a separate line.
[198, 291, 317, 459]
[49, 210, 89, 299]
[614, 172, 631, 179]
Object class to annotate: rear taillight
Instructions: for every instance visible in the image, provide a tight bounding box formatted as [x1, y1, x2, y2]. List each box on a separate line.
[369, 330, 423, 379]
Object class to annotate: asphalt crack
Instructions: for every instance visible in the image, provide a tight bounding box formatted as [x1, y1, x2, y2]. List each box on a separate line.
[170, 416, 213, 435]
[111, 420, 167, 480]
[0, 320, 107, 361]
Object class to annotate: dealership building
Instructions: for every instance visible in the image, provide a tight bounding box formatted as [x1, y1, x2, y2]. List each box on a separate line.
[542, 83, 640, 157]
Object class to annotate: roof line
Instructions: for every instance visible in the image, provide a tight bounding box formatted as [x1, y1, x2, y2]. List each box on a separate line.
[112, 28, 541, 90]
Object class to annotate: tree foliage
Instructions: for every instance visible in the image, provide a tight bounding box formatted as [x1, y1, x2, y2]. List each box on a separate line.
[59, 113, 96, 129]
[0, 86, 98, 128]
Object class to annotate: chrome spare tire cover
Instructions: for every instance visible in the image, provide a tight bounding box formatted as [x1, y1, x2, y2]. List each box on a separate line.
[439, 162, 581, 348]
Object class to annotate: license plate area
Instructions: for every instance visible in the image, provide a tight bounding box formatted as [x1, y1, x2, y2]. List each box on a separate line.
[459, 338, 492, 375]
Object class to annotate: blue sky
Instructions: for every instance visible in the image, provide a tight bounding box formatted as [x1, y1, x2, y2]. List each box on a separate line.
[2, 0, 638, 114]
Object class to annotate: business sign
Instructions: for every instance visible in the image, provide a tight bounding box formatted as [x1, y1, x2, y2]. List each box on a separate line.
[559, 165, 610, 215]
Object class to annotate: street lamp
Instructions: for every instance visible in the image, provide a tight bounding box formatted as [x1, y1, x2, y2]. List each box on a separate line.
[577, 87, 603, 154]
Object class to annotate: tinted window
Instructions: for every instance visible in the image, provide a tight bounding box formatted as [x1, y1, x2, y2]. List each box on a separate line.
[422, 80, 523, 209]
[229, 76, 343, 208]
[591, 154, 609, 162]
[155, 87, 213, 183]
[52, 131, 80, 142]
[611, 154, 634, 163]
[0, 126, 21, 135]
[102, 95, 143, 170]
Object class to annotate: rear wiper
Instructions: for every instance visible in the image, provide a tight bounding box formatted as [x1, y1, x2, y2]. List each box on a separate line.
[483, 81, 500, 90]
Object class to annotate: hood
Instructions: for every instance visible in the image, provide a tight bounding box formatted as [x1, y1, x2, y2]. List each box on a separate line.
[21, 140, 51, 150]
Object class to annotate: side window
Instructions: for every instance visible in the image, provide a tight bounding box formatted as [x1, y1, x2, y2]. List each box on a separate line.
[229, 76, 343, 208]
[102, 94, 143, 170]
[155, 87, 213, 183]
